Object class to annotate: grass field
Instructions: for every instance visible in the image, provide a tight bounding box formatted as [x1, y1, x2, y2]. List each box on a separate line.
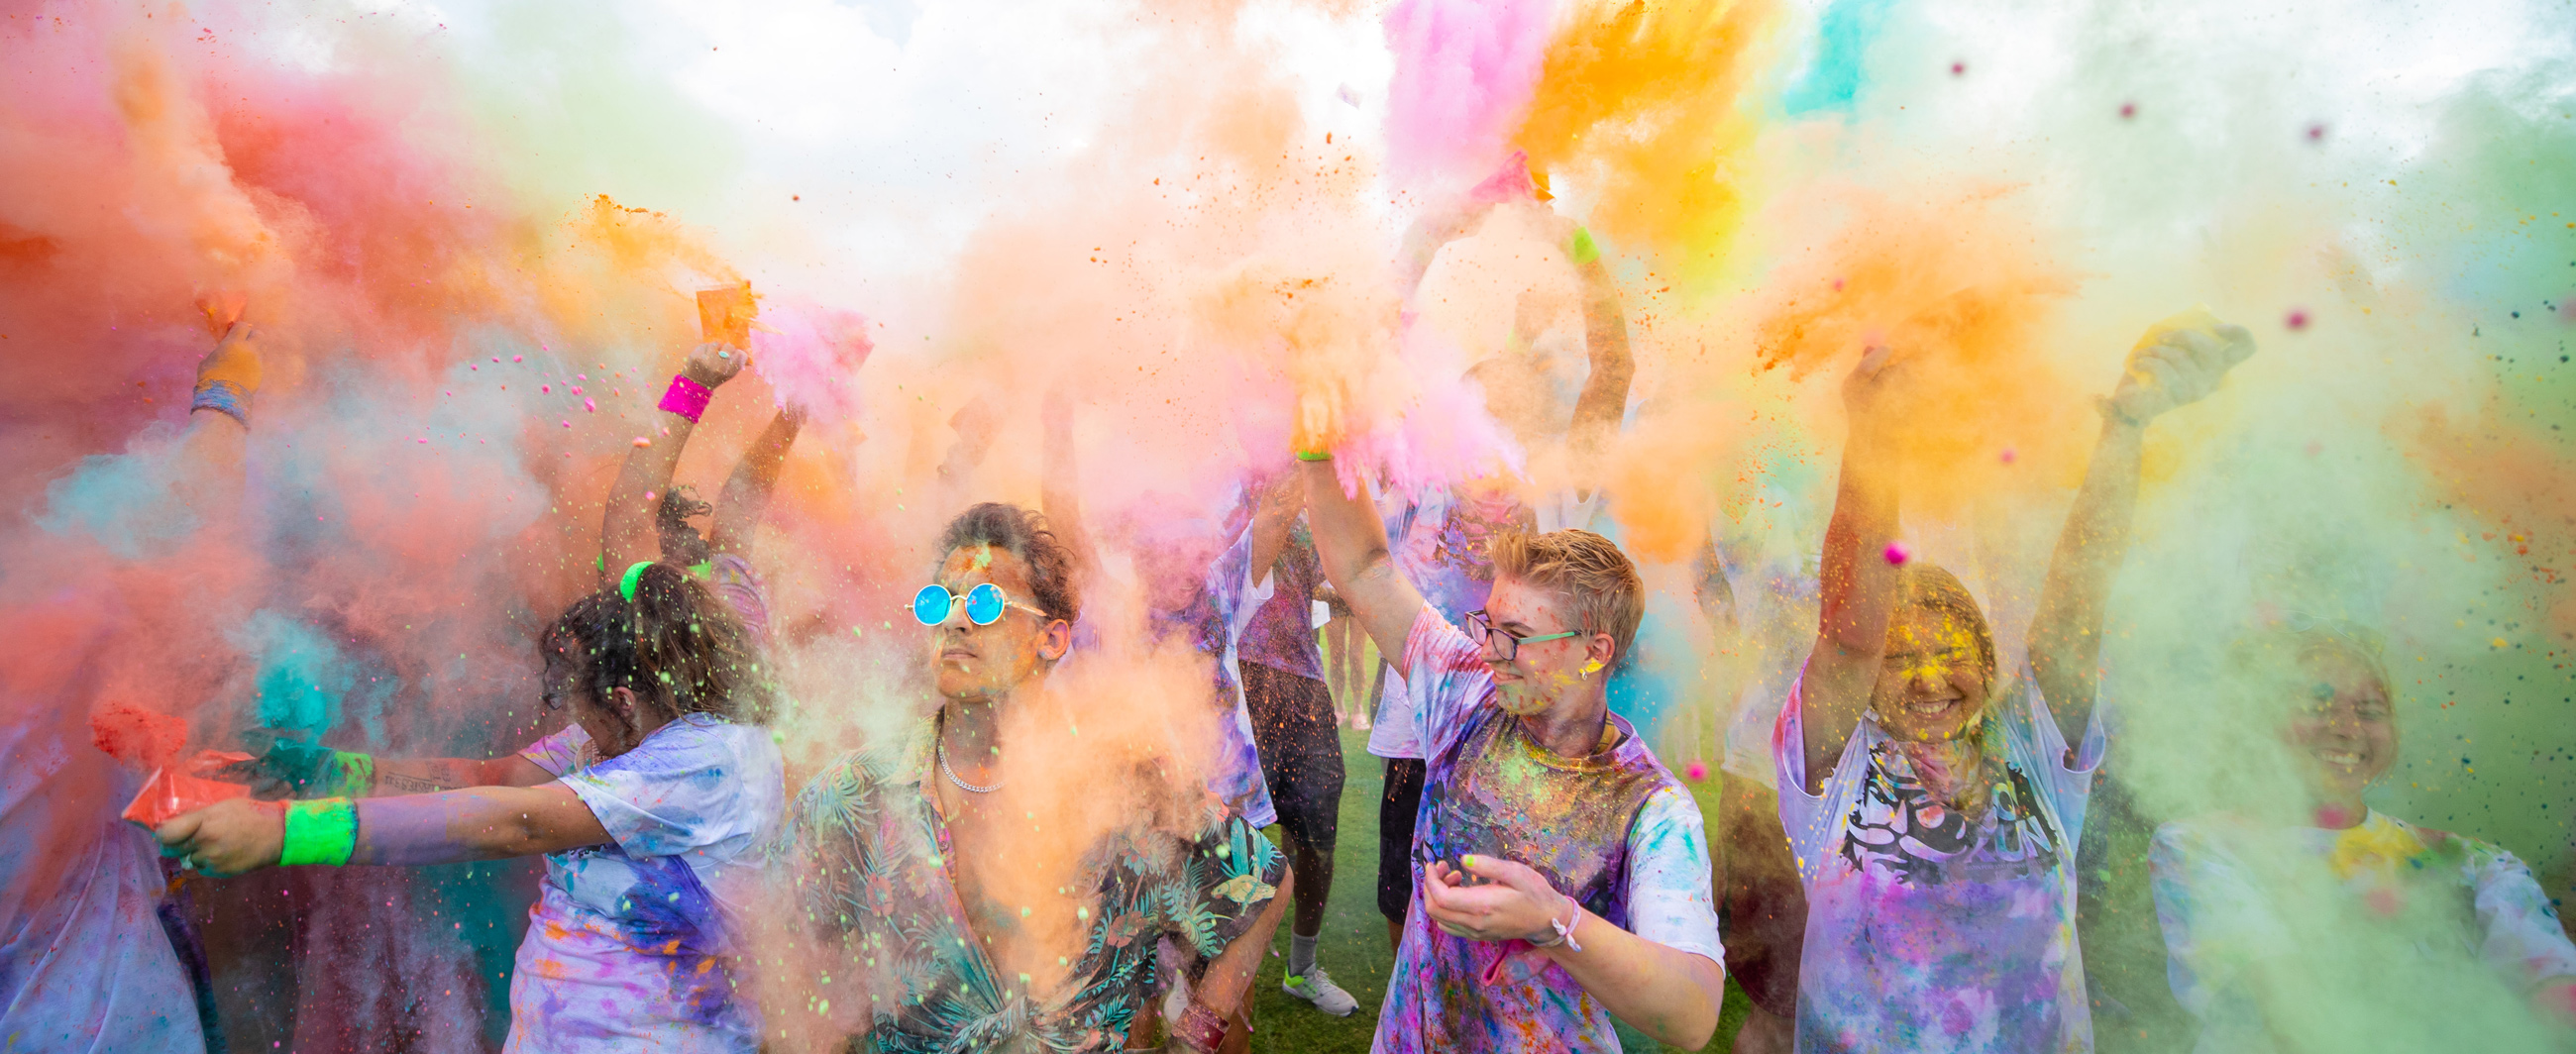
[1239, 724, 1753, 1053]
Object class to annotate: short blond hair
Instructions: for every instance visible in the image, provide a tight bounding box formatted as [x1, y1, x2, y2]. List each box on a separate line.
[1488, 529, 1645, 667]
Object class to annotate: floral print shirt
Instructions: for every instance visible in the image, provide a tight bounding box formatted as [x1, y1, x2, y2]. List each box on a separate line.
[780, 728, 1284, 1053]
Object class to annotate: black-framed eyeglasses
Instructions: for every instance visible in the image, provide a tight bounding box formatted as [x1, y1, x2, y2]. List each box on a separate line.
[1464, 610, 1580, 662]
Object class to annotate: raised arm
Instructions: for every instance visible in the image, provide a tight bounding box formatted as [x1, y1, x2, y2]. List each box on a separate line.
[1301, 457, 1428, 678]
[1245, 472, 1300, 587]
[1562, 228, 1634, 477]
[176, 313, 259, 505]
[2027, 317, 2252, 742]
[707, 406, 804, 558]
[1036, 384, 1098, 577]
[1796, 348, 1906, 792]
[604, 343, 744, 577]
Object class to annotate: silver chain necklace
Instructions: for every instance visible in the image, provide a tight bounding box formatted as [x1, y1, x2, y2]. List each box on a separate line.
[936, 731, 1003, 794]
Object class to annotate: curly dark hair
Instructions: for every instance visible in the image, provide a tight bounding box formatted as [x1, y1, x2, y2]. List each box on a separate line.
[545, 562, 775, 724]
[936, 502, 1080, 625]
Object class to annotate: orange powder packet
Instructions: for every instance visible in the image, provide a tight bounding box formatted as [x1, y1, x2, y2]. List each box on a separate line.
[122, 750, 255, 828]
[697, 282, 756, 350]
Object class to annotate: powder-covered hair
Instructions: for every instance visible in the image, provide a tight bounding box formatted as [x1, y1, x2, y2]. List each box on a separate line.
[545, 562, 774, 724]
[655, 485, 714, 567]
[1487, 528, 1645, 668]
[1892, 563, 1997, 685]
[2223, 618, 2393, 715]
[936, 502, 1080, 625]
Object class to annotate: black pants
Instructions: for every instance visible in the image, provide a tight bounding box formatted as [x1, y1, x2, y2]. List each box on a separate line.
[1375, 756, 1427, 921]
[1240, 663, 1343, 850]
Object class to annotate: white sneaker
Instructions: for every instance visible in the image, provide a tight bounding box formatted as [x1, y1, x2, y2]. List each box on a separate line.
[1283, 967, 1357, 1016]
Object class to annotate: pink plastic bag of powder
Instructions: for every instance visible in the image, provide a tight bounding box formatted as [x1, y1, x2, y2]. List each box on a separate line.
[122, 751, 255, 829]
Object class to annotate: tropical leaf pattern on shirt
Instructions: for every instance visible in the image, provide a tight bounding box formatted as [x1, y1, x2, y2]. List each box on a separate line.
[781, 729, 1283, 1053]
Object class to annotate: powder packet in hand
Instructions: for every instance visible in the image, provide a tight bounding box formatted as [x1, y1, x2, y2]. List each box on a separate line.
[122, 750, 255, 829]
[698, 281, 757, 350]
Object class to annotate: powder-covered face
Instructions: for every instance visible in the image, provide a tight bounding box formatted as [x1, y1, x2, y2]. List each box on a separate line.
[1869, 604, 1993, 742]
[1480, 576, 1605, 718]
[2281, 649, 2398, 813]
[928, 545, 1067, 704]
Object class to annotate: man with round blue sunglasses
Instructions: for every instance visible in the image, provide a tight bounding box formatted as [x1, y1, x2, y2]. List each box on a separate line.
[910, 580, 1051, 628]
[778, 501, 1288, 1053]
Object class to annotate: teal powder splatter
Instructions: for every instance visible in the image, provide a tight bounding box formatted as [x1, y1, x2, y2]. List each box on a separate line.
[1780, 0, 1897, 118]
[33, 437, 202, 560]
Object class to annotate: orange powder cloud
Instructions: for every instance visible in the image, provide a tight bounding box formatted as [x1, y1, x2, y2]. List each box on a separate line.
[1512, 0, 1783, 290]
[1747, 184, 2087, 513]
[2408, 403, 2576, 645]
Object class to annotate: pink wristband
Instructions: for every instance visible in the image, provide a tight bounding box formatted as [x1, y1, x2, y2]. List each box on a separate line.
[658, 373, 713, 422]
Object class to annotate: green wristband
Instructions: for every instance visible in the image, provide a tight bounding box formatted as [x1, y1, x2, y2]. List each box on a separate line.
[279, 798, 357, 867]
[1294, 449, 1333, 463]
[324, 751, 376, 798]
[1568, 226, 1600, 265]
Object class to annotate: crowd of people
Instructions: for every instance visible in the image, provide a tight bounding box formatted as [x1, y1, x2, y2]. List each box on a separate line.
[17, 192, 2576, 1054]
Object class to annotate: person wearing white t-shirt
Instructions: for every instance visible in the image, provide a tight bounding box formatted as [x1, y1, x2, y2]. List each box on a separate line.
[160, 563, 784, 1054]
[1780, 317, 2253, 1054]
[2150, 620, 2576, 1052]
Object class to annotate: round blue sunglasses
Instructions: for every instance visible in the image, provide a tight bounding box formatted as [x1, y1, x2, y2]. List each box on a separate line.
[912, 582, 1048, 627]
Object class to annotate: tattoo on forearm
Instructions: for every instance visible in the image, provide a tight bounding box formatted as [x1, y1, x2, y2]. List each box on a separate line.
[379, 773, 462, 792]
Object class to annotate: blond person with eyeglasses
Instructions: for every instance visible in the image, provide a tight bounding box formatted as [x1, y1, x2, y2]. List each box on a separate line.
[2148, 621, 2576, 1052]
[1302, 450, 1726, 1053]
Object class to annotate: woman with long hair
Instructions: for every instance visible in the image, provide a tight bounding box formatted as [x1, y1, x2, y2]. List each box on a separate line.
[156, 562, 782, 1054]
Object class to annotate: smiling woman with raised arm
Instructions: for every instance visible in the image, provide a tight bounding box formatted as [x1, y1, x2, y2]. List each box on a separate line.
[1302, 452, 1725, 1052]
[1779, 316, 2253, 1054]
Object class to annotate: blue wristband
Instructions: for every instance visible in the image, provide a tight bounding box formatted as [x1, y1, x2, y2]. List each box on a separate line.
[191, 378, 250, 427]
